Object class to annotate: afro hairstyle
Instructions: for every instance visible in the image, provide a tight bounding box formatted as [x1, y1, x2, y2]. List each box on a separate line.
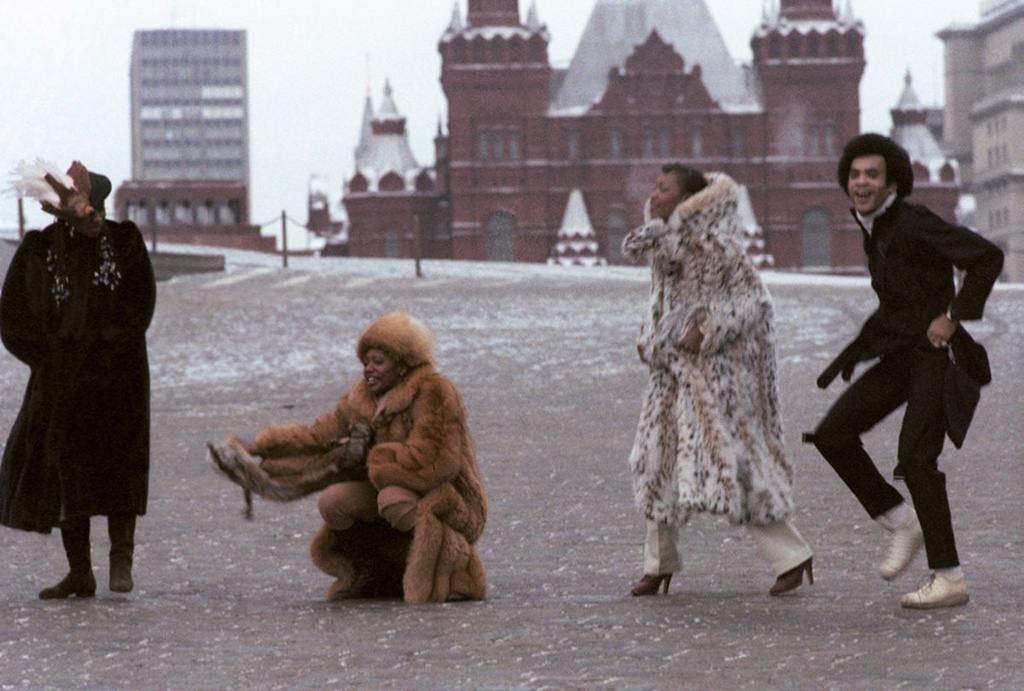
[836, 132, 914, 199]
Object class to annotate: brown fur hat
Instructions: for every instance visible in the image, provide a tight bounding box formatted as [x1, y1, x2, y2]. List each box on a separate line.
[356, 311, 435, 368]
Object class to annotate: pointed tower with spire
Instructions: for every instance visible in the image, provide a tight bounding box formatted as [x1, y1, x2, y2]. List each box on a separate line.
[351, 79, 418, 181]
[887, 70, 961, 224]
[353, 83, 375, 168]
[890, 70, 956, 183]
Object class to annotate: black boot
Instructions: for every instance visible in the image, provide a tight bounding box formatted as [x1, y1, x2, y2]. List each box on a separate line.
[108, 514, 136, 593]
[39, 518, 96, 599]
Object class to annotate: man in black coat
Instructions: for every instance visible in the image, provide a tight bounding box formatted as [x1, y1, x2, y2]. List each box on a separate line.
[811, 133, 1003, 609]
[1, 161, 155, 599]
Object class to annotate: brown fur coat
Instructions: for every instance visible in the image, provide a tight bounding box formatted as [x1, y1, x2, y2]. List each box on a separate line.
[251, 365, 488, 604]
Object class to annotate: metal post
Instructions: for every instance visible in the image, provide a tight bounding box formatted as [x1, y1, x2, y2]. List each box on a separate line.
[281, 210, 288, 269]
[413, 215, 422, 278]
[17, 196, 25, 240]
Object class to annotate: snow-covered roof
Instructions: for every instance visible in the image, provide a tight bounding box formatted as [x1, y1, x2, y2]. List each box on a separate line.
[548, 0, 758, 116]
[549, 188, 606, 267]
[556, 188, 594, 238]
[353, 81, 419, 180]
[355, 134, 418, 180]
[440, 2, 549, 43]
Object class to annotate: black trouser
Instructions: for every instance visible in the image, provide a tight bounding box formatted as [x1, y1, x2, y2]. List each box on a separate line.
[813, 346, 959, 569]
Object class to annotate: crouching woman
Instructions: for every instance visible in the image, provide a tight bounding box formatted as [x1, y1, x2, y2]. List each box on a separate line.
[223, 312, 487, 603]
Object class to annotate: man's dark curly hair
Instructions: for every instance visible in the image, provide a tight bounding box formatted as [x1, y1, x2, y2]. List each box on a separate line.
[662, 163, 708, 197]
[836, 133, 914, 198]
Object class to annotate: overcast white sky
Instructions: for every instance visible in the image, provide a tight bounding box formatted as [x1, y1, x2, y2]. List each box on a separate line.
[0, 0, 980, 243]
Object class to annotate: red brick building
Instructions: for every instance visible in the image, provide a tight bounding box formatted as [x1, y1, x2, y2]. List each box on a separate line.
[343, 0, 961, 270]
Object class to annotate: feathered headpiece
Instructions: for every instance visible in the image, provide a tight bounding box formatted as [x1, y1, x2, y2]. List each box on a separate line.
[6, 159, 111, 218]
[7, 159, 74, 207]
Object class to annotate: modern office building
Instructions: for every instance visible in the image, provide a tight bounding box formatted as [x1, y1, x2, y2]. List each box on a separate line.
[115, 29, 271, 251]
[130, 29, 249, 183]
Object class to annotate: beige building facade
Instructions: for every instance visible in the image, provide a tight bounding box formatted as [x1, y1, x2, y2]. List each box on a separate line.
[940, 0, 1024, 281]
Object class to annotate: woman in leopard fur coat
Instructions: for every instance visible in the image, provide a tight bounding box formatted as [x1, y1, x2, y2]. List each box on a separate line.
[622, 165, 813, 597]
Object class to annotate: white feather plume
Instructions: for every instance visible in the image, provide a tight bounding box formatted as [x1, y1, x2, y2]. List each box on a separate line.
[6, 159, 74, 205]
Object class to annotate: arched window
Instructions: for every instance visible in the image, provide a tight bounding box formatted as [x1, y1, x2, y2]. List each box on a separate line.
[510, 38, 523, 64]
[789, 34, 802, 58]
[385, 229, 400, 258]
[801, 208, 831, 269]
[486, 211, 515, 261]
[566, 129, 581, 161]
[609, 128, 623, 159]
[606, 208, 628, 265]
[642, 127, 655, 158]
[127, 202, 149, 226]
[196, 201, 215, 225]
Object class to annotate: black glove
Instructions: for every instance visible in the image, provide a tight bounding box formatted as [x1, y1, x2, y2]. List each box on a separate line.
[323, 423, 374, 473]
[817, 340, 863, 389]
[344, 423, 374, 469]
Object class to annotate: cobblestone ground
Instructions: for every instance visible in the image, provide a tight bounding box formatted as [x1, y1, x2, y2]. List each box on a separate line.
[1, 247, 1022, 689]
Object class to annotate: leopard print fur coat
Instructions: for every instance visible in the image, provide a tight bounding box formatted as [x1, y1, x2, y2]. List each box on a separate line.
[622, 172, 795, 527]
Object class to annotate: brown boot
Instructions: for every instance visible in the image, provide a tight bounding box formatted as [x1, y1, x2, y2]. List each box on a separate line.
[39, 518, 96, 599]
[108, 514, 136, 593]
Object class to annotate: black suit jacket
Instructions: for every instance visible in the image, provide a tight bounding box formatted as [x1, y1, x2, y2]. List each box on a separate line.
[818, 197, 1003, 388]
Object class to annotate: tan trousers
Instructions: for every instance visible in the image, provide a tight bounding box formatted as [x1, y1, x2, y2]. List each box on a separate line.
[318, 481, 419, 532]
[643, 518, 812, 577]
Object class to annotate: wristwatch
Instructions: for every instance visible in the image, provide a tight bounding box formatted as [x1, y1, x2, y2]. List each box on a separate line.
[945, 304, 959, 322]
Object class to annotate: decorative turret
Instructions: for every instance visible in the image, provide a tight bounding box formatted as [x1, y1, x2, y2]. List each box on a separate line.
[348, 80, 422, 193]
[889, 70, 957, 184]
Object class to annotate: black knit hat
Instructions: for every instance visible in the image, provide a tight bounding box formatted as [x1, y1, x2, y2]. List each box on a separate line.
[836, 133, 914, 198]
[88, 171, 112, 212]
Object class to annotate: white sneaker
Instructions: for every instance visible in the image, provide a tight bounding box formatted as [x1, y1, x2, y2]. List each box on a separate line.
[900, 573, 969, 609]
[878, 507, 925, 580]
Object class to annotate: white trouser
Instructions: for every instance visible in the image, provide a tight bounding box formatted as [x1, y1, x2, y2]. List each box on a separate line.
[643, 519, 813, 577]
